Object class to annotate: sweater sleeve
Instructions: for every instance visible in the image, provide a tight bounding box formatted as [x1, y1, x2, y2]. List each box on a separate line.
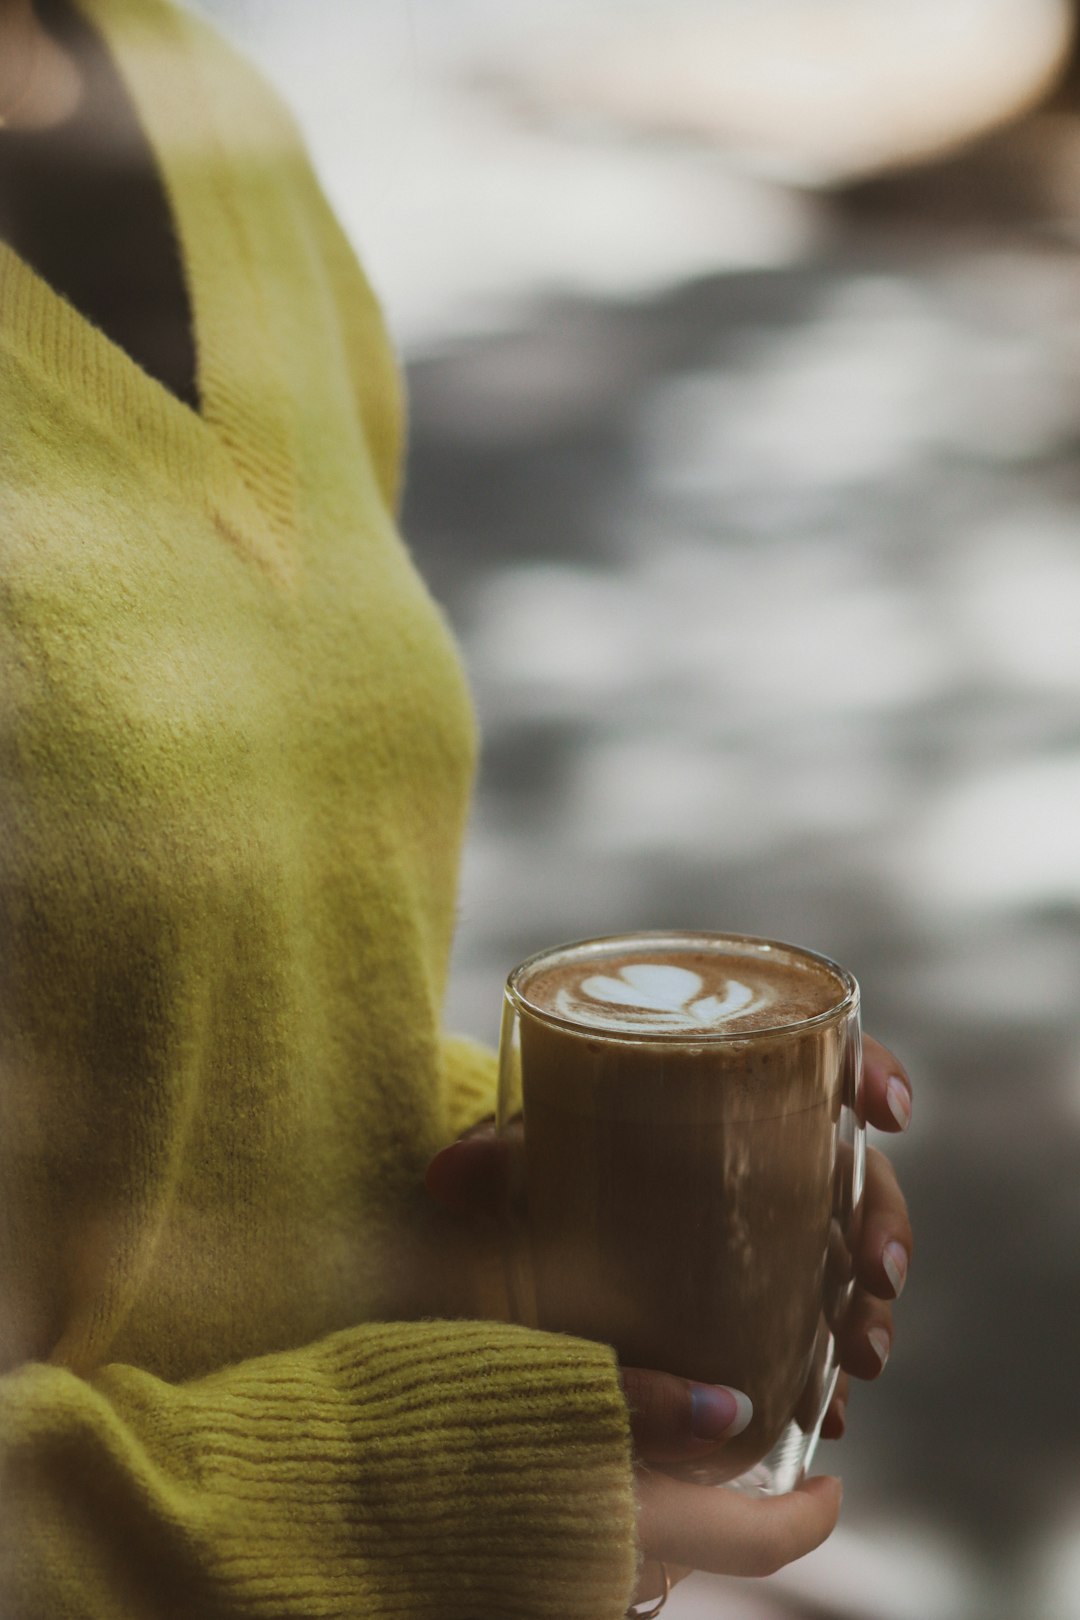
[1, 1320, 638, 1619]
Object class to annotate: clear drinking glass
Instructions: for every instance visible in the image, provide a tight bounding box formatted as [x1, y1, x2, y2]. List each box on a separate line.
[496, 931, 864, 1495]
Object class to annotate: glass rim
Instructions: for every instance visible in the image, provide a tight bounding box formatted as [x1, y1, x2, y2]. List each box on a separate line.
[505, 929, 859, 1044]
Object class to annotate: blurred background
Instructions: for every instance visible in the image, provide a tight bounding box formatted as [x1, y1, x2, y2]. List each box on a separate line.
[191, 3, 1080, 1616]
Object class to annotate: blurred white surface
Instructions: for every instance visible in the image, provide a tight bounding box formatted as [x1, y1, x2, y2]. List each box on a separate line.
[191, 0, 822, 348]
[191, 0, 1073, 348]
[512, 0, 1074, 185]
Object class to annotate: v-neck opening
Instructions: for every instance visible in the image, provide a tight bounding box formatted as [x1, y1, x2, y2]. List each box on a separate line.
[0, 0, 299, 589]
[0, 0, 202, 415]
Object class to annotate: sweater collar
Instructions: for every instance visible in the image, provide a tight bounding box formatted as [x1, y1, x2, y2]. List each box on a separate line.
[0, 0, 299, 589]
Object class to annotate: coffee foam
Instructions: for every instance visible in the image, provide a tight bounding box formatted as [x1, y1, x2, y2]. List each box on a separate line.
[523, 946, 845, 1036]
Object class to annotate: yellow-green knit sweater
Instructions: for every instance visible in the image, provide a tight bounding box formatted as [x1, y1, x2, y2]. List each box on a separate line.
[0, 1, 637, 1613]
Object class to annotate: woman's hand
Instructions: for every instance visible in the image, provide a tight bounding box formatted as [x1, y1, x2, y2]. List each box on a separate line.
[424, 1033, 913, 1600]
[820, 1035, 914, 1439]
[619, 1367, 841, 1605]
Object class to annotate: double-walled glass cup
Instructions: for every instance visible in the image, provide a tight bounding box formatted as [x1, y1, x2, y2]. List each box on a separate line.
[496, 931, 864, 1495]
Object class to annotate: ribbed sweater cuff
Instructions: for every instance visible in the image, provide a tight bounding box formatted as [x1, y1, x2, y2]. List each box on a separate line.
[196, 1319, 638, 1619]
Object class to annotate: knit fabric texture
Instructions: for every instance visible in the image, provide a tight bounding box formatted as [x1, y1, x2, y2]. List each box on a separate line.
[0, 0, 638, 1613]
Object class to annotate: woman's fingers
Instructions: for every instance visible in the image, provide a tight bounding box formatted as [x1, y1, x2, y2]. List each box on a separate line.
[423, 1128, 506, 1216]
[825, 1041, 913, 1384]
[620, 1367, 752, 1463]
[820, 1371, 850, 1440]
[636, 1467, 842, 1578]
[836, 1288, 895, 1379]
[861, 1035, 913, 1133]
[832, 1142, 911, 1377]
[855, 1144, 913, 1301]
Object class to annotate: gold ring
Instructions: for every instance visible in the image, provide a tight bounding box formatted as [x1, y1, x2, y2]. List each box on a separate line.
[626, 1561, 671, 1618]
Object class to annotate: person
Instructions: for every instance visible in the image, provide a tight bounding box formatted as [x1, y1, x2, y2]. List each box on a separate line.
[0, 1, 914, 1614]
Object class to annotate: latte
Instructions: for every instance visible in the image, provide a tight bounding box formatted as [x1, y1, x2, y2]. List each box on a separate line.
[503, 933, 860, 1487]
[522, 940, 844, 1037]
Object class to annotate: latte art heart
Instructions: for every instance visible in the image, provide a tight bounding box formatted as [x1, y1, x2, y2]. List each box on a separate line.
[555, 960, 767, 1033]
[522, 939, 848, 1039]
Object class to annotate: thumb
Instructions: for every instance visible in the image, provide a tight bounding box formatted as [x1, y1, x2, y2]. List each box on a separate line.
[424, 1126, 510, 1217]
[620, 1366, 753, 1463]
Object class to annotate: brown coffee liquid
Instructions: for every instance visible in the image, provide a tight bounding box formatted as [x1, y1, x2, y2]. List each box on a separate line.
[511, 936, 857, 1483]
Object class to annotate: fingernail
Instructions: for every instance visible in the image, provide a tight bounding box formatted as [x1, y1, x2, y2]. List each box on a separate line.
[802, 1473, 843, 1504]
[886, 1076, 912, 1131]
[690, 1384, 753, 1441]
[882, 1241, 908, 1299]
[867, 1328, 891, 1370]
